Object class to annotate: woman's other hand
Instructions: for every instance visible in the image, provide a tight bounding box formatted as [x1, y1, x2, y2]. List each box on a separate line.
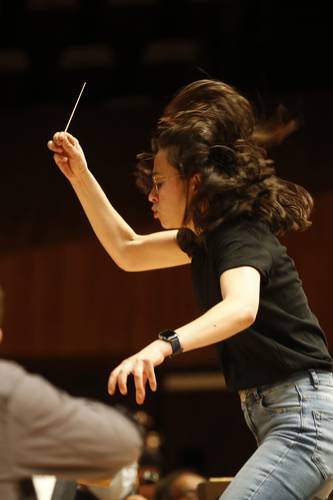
[108, 340, 172, 404]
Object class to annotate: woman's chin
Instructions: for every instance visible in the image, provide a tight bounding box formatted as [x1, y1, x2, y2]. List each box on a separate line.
[158, 216, 183, 230]
[160, 220, 174, 229]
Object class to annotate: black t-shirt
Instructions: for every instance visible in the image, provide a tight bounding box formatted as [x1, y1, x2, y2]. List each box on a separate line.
[190, 217, 333, 392]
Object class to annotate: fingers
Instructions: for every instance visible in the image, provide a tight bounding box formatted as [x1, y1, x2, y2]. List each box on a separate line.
[48, 131, 79, 156]
[134, 361, 157, 405]
[108, 367, 126, 396]
[47, 140, 64, 154]
[53, 153, 69, 166]
[118, 368, 130, 396]
[55, 133, 75, 153]
[63, 131, 79, 145]
[52, 131, 78, 146]
[108, 359, 157, 405]
[133, 361, 145, 404]
[146, 361, 157, 392]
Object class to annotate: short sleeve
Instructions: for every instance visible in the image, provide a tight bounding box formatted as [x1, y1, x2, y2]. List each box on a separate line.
[212, 221, 273, 284]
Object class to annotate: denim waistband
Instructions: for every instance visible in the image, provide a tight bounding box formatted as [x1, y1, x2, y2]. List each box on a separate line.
[238, 369, 333, 403]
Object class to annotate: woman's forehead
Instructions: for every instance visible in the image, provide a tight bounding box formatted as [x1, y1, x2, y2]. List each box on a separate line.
[153, 149, 175, 176]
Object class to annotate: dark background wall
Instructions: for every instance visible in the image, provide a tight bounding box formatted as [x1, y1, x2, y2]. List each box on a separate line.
[0, 0, 332, 476]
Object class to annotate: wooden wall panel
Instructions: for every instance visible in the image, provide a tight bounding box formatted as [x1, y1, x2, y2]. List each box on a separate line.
[0, 190, 332, 365]
[0, 236, 203, 359]
[282, 190, 333, 346]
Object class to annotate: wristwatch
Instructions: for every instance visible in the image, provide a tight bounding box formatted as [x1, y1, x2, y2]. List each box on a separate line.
[158, 329, 183, 358]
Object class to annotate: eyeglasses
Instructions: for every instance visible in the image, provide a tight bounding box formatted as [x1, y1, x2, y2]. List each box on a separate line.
[150, 173, 183, 195]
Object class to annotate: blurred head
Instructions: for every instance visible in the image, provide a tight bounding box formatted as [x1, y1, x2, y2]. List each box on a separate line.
[170, 471, 204, 500]
[136, 79, 312, 248]
[154, 469, 205, 500]
[137, 430, 163, 499]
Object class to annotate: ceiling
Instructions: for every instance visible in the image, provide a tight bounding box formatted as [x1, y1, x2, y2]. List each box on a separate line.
[0, 0, 332, 106]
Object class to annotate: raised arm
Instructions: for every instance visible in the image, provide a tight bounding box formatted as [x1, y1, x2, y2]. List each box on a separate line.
[47, 132, 190, 271]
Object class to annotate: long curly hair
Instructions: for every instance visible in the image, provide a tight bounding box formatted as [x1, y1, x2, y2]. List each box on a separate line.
[135, 79, 313, 251]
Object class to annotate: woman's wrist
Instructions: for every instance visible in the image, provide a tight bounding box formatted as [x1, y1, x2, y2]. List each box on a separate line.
[156, 339, 173, 357]
[70, 167, 91, 187]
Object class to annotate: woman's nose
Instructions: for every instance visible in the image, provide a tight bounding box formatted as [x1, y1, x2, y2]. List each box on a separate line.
[148, 185, 158, 203]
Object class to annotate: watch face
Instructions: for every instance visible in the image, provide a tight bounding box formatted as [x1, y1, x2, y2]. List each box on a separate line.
[158, 330, 182, 357]
[159, 330, 176, 341]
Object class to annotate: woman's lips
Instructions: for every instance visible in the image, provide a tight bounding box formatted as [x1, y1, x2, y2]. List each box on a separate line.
[152, 207, 159, 218]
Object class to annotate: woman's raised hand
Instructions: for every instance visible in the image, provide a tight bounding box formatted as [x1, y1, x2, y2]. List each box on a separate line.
[47, 131, 88, 181]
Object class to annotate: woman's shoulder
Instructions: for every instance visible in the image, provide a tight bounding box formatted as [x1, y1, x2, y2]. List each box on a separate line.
[209, 215, 270, 241]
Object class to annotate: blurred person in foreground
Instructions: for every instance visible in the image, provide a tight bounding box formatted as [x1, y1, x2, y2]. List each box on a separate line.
[154, 469, 205, 500]
[0, 286, 142, 500]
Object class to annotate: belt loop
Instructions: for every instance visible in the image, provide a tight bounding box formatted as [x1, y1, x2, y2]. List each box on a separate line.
[309, 369, 319, 389]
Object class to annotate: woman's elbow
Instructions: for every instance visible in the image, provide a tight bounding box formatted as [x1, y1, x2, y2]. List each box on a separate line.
[114, 261, 142, 272]
[117, 254, 143, 272]
[117, 259, 136, 272]
[106, 242, 141, 272]
[242, 304, 258, 328]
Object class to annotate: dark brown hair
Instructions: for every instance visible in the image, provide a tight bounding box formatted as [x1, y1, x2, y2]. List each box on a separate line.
[136, 79, 313, 251]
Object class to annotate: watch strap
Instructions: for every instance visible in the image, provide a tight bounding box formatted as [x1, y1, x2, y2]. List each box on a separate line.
[158, 329, 183, 358]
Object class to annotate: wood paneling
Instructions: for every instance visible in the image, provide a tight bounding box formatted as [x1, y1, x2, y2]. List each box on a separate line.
[0, 190, 332, 364]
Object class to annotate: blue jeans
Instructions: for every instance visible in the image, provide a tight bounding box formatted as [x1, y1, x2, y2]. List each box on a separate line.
[221, 370, 333, 500]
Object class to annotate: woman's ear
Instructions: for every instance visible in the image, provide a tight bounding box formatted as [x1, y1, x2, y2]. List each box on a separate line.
[190, 173, 202, 193]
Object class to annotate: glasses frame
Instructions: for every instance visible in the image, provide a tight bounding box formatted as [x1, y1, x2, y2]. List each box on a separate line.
[150, 173, 184, 195]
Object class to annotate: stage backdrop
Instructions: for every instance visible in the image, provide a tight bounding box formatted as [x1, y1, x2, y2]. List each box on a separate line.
[0, 189, 332, 361]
